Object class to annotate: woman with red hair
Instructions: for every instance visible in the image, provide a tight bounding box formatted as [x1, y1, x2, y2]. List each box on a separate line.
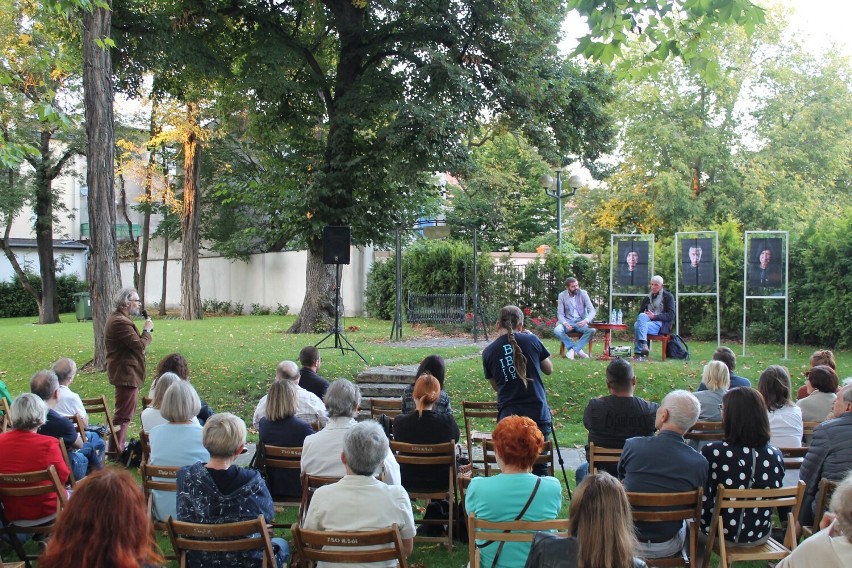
[39, 468, 164, 568]
[465, 415, 562, 568]
[393, 374, 460, 492]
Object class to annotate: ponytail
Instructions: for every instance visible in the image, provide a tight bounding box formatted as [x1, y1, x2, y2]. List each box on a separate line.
[499, 306, 528, 387]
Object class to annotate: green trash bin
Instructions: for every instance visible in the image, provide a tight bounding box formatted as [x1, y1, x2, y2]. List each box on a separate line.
[73, 292, 92, 321]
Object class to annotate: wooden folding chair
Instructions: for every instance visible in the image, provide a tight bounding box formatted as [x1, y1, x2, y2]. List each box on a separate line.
[683, 421, 724, 443]
[482, 439, 554, 477]
[298, 474, 342, 526]
[802, 478, 839, 538]
[139, 429, 151, 465]
[258, 443, 303, 526]
[80, 395, 120, 460]
[647, 333, 671, 361]
[1, 398, 12, 433]
[60, 414, 88, 443]
[588, 443, 622, 475]
[467, 512, 570, 568]
[702, 481, 805, 568]
[167, 514, 276, 568]
[390, 440, 457, 550]
[627, 488, 703, 567]
[0, 465, 68, 568]
[778, 447, 808, 471]
[462, 401, 498, 473]
[57, 438, 77, 488]
[802, 421, 819, 445]
[292, 522, 409, 567]
[140, 462, 180, 560]
[369, 398, 403, 421]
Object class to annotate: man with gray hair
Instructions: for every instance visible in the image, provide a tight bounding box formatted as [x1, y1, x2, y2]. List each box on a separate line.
[634, 275, 675, 358]
[618, 389, 707, 559]
[303, 420, 415, 561]
[301, 379, 401, 485]
[252, 360, 327, 429]
[105, 286, 153, 451]
[52, 357, 88, 427]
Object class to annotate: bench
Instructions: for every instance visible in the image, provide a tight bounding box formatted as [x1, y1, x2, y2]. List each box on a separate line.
[407, 293, 467, 324]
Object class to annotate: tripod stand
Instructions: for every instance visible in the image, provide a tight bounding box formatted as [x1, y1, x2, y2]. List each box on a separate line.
[315, 263, 368, 365]
[551, 430, 572, 500]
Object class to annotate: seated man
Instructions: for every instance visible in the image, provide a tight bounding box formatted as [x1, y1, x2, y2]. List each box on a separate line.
[576, 358, 658, 483]
[697, 346, 751, 391]
[252, 360, 327, 429]
[31, 370, 103, 480]
[52, 358, 88, 428]
[553, 277, 596, 360]
[298, 346, 330, 400]
[799, 384, 852, 527]
[633, 275, 675, 358]
[177, 413, 289, 567]
[303, 420, 415, 564]
[618, 390, 707, 558]
[301, 379, 401, 485]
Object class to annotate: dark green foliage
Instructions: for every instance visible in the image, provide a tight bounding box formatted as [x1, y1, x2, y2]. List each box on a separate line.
[0, 274, 87, 318]
[365, 258, 396, 320]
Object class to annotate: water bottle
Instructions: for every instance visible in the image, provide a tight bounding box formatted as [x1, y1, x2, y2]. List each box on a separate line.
[617, 309, 623, 325]
[610, 309, 616, 323]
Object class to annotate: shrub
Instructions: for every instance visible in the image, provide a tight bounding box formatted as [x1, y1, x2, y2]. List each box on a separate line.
[0, 273, 87, 318]
[275, 303, 290, 316]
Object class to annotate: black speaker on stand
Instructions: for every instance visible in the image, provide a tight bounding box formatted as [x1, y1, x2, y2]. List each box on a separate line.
[315, 226, 367, 364]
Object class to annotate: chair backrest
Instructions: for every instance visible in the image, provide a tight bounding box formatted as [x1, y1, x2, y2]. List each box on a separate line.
[259, 443, 303, 506]
[292, 522, 409, 567]
[777, 446, 808, 470]
[166, 514, 276, 568]
[467, 512, 570, 568]
[369, 398, 403, 420]
[389, 440, 457, 493]
[139, 429, 151, 465]
[0, 465, 68, 544]
[61, 414, 88, 443]
[627, 488, 703, 566]
[57, 438, 77, 488]
[462, 401, 499, 470]
[809, 478, 840, 536]
[684, 421, 724, 442]
[299, 474, 343, 526]
[80, 395, 120, 458]
[140, 462, 181, 525]
[802, 421, 820, 444]
[1, 397, 12, 433]
[482, 439, 554, 477]
[588, 443, 622, 474]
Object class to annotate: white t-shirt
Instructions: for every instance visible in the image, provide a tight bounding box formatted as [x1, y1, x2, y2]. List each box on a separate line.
[55, 385, 87, 427]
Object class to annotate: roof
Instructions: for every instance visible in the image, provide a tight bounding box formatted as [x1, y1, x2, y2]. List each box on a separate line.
[4, 238, 89, 250]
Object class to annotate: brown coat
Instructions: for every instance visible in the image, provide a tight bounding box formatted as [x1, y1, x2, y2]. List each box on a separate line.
[105, 310, 152, 388]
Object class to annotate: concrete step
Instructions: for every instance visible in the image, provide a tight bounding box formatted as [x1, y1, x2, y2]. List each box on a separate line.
[359, 383, 408, 398]
[356, 366, 418, 384]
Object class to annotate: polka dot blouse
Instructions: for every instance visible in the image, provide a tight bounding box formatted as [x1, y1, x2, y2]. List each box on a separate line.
[700, 441, 785, 543]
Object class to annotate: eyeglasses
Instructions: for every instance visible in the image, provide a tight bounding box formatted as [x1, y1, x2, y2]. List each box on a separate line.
[129, 298, 140, 303]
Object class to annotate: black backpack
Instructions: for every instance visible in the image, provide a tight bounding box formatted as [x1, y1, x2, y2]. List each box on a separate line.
[666, 334, 690, 360]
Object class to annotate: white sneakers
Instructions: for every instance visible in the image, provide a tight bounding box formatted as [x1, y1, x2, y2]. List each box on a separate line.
[577, 349, 589, 359]
[566, 348, 575, 360]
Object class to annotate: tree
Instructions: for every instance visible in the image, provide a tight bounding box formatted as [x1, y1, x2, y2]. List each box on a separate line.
[0, 0, 84, 324]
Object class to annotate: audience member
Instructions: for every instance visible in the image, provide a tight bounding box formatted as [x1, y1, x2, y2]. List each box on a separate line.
[0, 393, 70, 526]
[524, 472, 647, 568]
[31, 370, 103, 480]
[576, 357, 659, 482]
[177, 413, 289, 567]
[298, 346, 330, 400]
[759, 365, 803, 487]
[797, 365, 839, 422]
[482, 305, 553, 475]
[700, 387, 785, 545]
[52, 358, 87, 427]
[258, 380, 315, 499]
[799, 384, 852, 527]
[797, 349, 836, 401]
[778, 470, 852, 568]
[303, 421, 415, 563]
[252, 360, 327, 429]
[697, 346, 751, 391]
[393, 374, 460, 492]
[301, 379, 400, 484]
[618, 390, 707, 559]
[141, 373, 192, 432]
[401, 354, 452, 415]
[148, 380, 210, 521]
[105, 286, 153, 451]
[693, 361, 729, 421]
[38, 468, 164, 568]
[149, 353, 214, 425]
[466, 416, 562, 568]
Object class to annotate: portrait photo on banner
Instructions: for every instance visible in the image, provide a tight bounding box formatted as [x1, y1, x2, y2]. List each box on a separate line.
[747, 236, 784, 296]
[680, 237, 715, 290]
[615, 239, 649, 290]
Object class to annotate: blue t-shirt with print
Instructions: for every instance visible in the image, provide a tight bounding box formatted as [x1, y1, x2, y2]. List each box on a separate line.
[482, 332, 551, 425]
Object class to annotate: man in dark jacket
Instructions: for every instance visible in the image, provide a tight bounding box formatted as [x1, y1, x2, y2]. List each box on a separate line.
[105, 287, 152, 451]
[633, 276, 675, 358]
[298, 345, 329, 400]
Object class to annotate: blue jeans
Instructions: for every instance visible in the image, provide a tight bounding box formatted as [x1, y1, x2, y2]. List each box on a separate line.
[272, 537, 289, 568]
[554, 320, 594, 353]
[634, 313, 662, 352]
[575, 461, 590, 485]
[72, 432, 105, 479]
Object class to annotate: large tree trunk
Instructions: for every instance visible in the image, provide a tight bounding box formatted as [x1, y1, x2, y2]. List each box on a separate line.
[83, 1, 121, 369]
[288, 247, 336, 333]
[159, 228, 169, 316]
[1, 224, 44, 315]
[180, 101, 202, 320]
[34, 141, 60, 323]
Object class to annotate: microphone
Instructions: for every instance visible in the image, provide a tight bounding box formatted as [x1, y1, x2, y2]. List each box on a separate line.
[141, 309, 153, 332]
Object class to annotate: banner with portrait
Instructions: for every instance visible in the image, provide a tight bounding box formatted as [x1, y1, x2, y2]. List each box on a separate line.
[675, 231, 720, 344]
[743, 230, 789, 359]
[610, 234, 654, 296]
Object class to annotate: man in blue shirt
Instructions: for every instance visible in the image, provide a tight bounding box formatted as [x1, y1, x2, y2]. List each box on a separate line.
[697, 346, 751, 391]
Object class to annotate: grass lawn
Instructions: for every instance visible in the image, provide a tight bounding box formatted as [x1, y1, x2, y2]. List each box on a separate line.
[0, 312, 845, 567]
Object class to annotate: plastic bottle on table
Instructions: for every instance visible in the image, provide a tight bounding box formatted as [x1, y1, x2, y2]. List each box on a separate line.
[610, 309, 616, 323]
[617, 309, 623, 325]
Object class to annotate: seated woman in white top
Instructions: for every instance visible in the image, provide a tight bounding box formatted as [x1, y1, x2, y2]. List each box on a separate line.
[797, 365, 839, 423]
[759, 365, 803, 487]
[141, 372, 199, 432]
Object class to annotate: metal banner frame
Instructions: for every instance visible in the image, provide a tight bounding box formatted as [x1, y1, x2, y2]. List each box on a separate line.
[742, 230, 789, 359]
[609, 234, 655, 316]
[675, 231, 720, 344]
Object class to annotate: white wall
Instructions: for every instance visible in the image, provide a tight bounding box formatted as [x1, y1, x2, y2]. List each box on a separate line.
[0, 246, 87, 283]
[120, 247, 374, 316]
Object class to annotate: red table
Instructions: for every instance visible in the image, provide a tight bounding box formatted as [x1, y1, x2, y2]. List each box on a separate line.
[591, 323, 627, 360]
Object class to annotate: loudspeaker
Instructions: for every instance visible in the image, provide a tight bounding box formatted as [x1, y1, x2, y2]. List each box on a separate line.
[323, 226, 351, 265]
